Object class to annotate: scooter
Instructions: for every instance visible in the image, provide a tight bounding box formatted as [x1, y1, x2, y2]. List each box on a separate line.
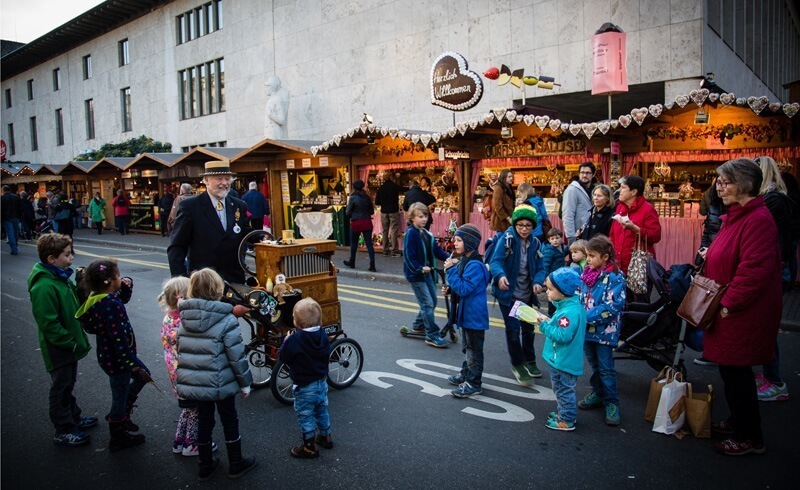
[399, 268, 458, 342]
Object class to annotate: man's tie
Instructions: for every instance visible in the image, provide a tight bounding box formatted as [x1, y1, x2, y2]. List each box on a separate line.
[216, 201, 223, 211]
[216, 200, 226, 229]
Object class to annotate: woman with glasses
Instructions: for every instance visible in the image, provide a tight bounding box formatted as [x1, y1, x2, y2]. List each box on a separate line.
[579, 184, 614, 241]
[607, 175, 661, 275]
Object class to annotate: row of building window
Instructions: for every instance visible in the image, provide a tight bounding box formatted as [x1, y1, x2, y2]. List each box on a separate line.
[179, 58, 226, 120]
[176, 1, 224, 45]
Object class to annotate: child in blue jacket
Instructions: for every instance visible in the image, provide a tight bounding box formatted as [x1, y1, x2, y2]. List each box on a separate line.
[577, 235, 626, 426]
[538, 267, 586, 431]
[444, 224, 491, 398]
[540, 227, 569, 316]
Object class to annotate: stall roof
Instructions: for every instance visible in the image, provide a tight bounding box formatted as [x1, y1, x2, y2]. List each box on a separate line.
[172, 147, 249, 166]
[231, 139, 322, 163]
[129, 152, 183, 166]
[1, 163, 26, 175]
[68, 160, 101, 172]
[42, 164, 68, 175]
[100, 157, 136, 169]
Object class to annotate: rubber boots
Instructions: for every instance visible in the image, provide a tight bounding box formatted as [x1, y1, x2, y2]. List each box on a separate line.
[226, 437, 257, 479]
[290, 437, 319, 459]
[197, 442, 220, 481]
[125, 393, 140, 432]
[108, 418, 145, 452]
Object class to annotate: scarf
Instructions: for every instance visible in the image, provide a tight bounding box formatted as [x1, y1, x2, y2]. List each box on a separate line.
[581, 266, 602, 288]
[40, 262, 74, 281]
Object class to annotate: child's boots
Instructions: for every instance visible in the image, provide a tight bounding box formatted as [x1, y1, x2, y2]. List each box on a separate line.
[197, 442, 220, 481]
[290, 438, 319, 458]
[226, 437, 257, 479]
[124, 393, 140, 432]
[108, 418, 145, 451]
[315, 434, 334, 449]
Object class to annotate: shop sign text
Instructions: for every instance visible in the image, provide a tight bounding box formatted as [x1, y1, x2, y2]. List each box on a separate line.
[430, 52, 483, 112]
[484, 138, 585, 158]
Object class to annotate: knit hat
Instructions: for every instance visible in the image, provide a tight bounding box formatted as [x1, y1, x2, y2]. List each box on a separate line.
[511, 204, 538, 227]
[353, 180, 365, 190]
[548, 267, 582, 297]
[454, 223, 482, 253]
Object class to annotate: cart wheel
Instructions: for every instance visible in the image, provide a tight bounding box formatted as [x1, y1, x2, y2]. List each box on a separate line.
[238, 230, 276, 277]
[248, 350, 272, 389]
[327, 338, 364, 390]
[270, 361, 294, 405]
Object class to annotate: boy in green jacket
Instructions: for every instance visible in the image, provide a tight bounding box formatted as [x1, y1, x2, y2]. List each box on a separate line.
[28, 233, 97, 446]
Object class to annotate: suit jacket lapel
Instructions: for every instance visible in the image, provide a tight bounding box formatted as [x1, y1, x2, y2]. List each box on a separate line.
[201, 194, 225, 234]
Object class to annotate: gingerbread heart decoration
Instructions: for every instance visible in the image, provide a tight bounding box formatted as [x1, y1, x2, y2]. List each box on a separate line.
[348, 128, 356, 138]
[609, 120, 619, 129]
[569, 124, 582, 136]
[431, 133, 441, 144]
[468, 119, 479, 130]
[447, 127, 458, 138]
[397, 130, 408, 140]
[411, 134, 420, 144]
[523, 115, 535, 126]
[534, 115, 550, 130]
[664, 101, 675, 110]
[322, 141, 330, 151]
[735, 98, 747, 107]
[548, 119, 562, 131]
[310, 146, 319, 157]
[333, 135, 342, 146]
[388, 128, 399, 140]
[506, 110, 517, 122]
[419, 134, 432, 147]
[597, 120, 611, 135]
[648, 104, 663, 119]
[783, 102, 799, 118]
[561, 123, 570, 132]
[380, 127, 388, 137]
[359, 122, 369, 133]
[484, 113, 495, 124]
[747, 96, 769, 115]
[492, 108, 507, 121]
[719, 93, 736, 106]
[631, 107, 648, 126]
[367, 123, 376, 133]
[582, 122, 598, 139]
[708, 93, 720, 103]
[430, 52, 484, 111]
[690, 88, 709, 107]
[768, 102, 782, 113]
[618, 114, 632, 128]
[674, 94, 690, 108]
[457, 122, 468, 135]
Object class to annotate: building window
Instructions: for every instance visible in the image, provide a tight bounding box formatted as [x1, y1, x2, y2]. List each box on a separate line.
[4, 88, 10, 109]
[55, 109, 65, 146]
[119, 39, 130, 66]
[53, 68, 62, 91]
[83, 55, 92, 79]
[29, 117, 38, 151]
[178, 57, 224, 119]
[7, 124, 15, 156]
[176, 1, 223, 45]
[27, 79, 34, 100]
[85, 99, 95, 140]
[121, 87, 132, 132]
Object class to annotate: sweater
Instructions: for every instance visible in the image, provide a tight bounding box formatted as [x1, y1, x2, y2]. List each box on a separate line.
[278, 327, 330, 387]
[579, 266, 626, 346]
[76, 292, 138, 375]
[539, 296, 586, 376]
[241, 189, 270, 219]
[28, 263, 91, 372]
[446, 256, 491, 331]
[403, 225, 449, 282]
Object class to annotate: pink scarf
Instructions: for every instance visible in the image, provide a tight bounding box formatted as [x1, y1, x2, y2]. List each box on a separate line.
[581, 267, 602, 288]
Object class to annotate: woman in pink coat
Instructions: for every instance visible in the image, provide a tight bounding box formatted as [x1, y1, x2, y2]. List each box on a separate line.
[702, 158, 782, 456]
[607, 175, 661, 274]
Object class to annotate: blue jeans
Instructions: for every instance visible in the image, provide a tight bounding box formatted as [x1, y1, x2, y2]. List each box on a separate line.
[293, 378, 331, 440]
[197, 395, 240, 444]
[2, 218, 19, 254]
[584, 342, 618, 406]
[107, 359, 149, 420]
[410, 276, 439, 337]
[762, 341, 782, 385]
[460, 328, 485, 387]
[550, 368, 578, 423]
[498, 302, 536, 366]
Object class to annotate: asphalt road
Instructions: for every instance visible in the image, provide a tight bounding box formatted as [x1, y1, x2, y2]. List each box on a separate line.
[1, 241, 797, 489]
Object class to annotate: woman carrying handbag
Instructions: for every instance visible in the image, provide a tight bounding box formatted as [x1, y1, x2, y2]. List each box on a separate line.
[343, 180, 376, 272]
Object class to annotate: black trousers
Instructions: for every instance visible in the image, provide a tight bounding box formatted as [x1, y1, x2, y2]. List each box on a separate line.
[49, 361, 81, 434]
[719, 365, 763, 444]
[196, 395, 240, 444]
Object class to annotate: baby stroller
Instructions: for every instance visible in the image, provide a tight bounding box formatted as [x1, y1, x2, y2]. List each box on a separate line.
[615, 258, 697, 376]
[32, 218, 54, 238]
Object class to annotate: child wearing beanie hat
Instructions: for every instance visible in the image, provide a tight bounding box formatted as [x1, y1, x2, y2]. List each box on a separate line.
[444, 224, 491, 398]
[538, 267, 586, 431]
[511, 204, 538, 227]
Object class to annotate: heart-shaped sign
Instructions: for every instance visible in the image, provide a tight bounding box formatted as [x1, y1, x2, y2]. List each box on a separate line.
[430, 52, 484, 111]
[447, 127, 458, 138]
[597, 120, 611, 135]
[322, 141, 330, 151]
[610, 120, 619, 129]
[719, 93, 736, 106]
[708, 93, 719, 103]
[506, 110, 517, 122]
[735, 98, 747, 107]
[649, 104, 663, 119]
[310, 146, 319, 157]
[411, 134, 420, 144]
[380, 127, 388, 137]
[484, 114, 495, 124]
[333, 135, 342, 146]
[618, 114, 632, 128]
[548, 119, 561, 131]
[747, 96, 769, 115]
[523, 115, 535, 126]
[420, 134, 432, 147]
[631, 107, 648, 126]
[534, 115, 550, 130]
[582, 122, 598, 139]
[388, 128, 399, 140]
[431, 133, 441, 143]
[561, 123, 570, 132]
[348, 128, 356, 138]
[398, 131, 408, 140]
[468, 119, 479, 129]
[768, 102, 782, 113]
[569, 124, 582, 136]
[359, 122, 368, 133]
[674, 95, 690, 108]
[492, 107, 507, 121]
[457, 122, 468, 135]
[690, 88, 709, 107]
[664, 101, 675, 110]
[783, 102, 799, 118]
[368, 124, 376, 133]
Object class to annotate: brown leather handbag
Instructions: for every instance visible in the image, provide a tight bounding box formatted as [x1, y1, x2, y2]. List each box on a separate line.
[677, 264, 728, 330]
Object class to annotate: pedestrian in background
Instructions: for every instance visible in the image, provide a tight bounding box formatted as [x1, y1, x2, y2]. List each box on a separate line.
[112, 190, 130, 235]
[343, 180, 376, 272]
[402, 178, 436, 231]
[579, 184, 614, 241]
[87, 192, 106, 235]
[54, 193, 75, 238]
[168, 183, 193, 233]
[21, 191, 35, 240]
[540, 227, 568, 317]
[159, 187, 175, 237]
[517, 182, 550, 242]
[375, 172, 404, 257]
[608, 175, 661, 275]
[2, 185, 22, 254]
[28, 233, 98, 447]
[241, 181, 270, 230]
[490, 169, 515, 233]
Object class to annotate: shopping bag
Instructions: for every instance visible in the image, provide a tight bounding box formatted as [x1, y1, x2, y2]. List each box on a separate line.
[684, 383, 713, 438]
[652, 372, 687, 435]
[626, 235, 652, 295]
[676, 270, 727, 330]
[645, 366, 674, 422]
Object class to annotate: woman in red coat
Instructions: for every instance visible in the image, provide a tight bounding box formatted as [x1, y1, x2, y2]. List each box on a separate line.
[702, 158, 782, 456]
[607, 175, 661, 274]
[112, 190, 130, 235]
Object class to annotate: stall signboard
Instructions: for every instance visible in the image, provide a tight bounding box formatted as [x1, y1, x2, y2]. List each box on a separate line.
[286, 159, 295, 169]
[129, 204, 156, 231]
[485, 137, 586, 158]
[319, 157, 329, 167]
[439, 148, 470, 160]
[141, 170, 158, 177]
[302, 158, 312, 168]
[430, 52, 483, 111]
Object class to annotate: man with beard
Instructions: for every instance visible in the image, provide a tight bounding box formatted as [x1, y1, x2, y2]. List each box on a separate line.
[561, 162, 597, 245]
[168, 160, 250, 284]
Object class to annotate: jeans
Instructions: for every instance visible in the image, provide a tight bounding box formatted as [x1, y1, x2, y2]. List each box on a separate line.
[107, 360, 149, 420]
[115, 215, 130, 234]
[762, 341, 782, 385]
[459, 328, 485, 387]
[550, 368, 578, 423]
[49, 361, 81, 434]
[719, 365, 762, 444]
[348, 229, 375, 264]
[410, 275, 439, 337]
[293, 378, 331, 440]
[498, 302, 536, 366]
[381, 212, 400, 252]
[2, 218, 19, 254]
[197, 395, 240, 444]
[584, 342, 619, 406]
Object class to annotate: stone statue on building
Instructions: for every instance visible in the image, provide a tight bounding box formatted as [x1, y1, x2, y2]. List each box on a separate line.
[264, 75, 289, 139]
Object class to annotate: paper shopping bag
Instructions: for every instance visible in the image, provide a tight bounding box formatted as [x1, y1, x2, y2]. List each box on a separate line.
[645, 366, 675, 422]
[652, 373, 687, 435]
[684, 383, 713, 438]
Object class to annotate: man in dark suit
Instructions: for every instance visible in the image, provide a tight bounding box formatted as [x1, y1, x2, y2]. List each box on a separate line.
[168, 160, 251, 284]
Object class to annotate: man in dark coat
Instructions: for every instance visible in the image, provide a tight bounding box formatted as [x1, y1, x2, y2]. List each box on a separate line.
[158, 187, 175, 237]
[375, 172, 404, 256]
[168, 160, 251, 284]
[241, 181, 270, 230]
[402, 177, 436, 231]
[1, 186, 22, 255]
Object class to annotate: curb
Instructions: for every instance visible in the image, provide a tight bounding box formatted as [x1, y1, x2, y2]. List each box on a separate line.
[76, 237, 168, 254]
[780, 321, 800, 333]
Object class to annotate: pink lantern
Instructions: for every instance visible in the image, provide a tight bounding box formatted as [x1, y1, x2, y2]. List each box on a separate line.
[591, 23, 628, 96]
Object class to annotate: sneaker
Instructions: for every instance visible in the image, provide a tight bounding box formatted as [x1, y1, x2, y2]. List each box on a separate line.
[425, 336, 448, 348]
[605, 404, 620, 426]
[715, 438, 766, 456]
[545, 417, 576, 431]
[524, 362, 543, 378]
[547, 411, 558, 421]
[54, 430, 90, 446]
[755, 372, 766, 388]
[693, 357, 717, 366]
[173, 439, 185, 454]
[578, 392, 603, 410]
[711, 420, 734, 435]
[757, 380, 789, 402]
[382, 251, 391, 257]
[391, 251, 402, 258]
[451, 382, 482, 398]
[447, 375, 465, 386]
[511, 365, 533, 387]
[183, 441, 218, 457]
[77, 416, 99, 429]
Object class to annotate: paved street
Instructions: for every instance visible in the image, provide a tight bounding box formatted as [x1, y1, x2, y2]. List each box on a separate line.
[1, 238, 798, 489]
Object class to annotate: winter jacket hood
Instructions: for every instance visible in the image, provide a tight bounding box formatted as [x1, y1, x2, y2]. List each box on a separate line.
[446, 256, 491, 330]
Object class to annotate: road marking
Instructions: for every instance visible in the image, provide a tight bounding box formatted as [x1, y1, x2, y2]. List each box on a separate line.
[73, 248, 170, 269]
[338, 294, 506, 328]
[2, 293, 28, 301]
